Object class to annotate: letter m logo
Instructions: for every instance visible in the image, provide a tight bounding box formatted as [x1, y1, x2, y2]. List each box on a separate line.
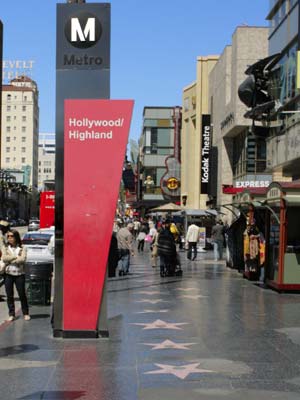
[71, 18, 95, 42]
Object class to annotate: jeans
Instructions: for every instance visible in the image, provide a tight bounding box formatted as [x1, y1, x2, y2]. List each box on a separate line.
[4, 274, 29, 316]
[137, 240, 145, 252]
[118, 249, 130, 273]
[213, 241, 223, 261]
[187, 242, 197, 260]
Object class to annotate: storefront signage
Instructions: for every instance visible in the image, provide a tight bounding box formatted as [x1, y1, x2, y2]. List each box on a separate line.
[167, 177, 180, 190]
[63, 99, 133, 332]
[201, 114, 211, 194]
[40, 191, 55, 229]
[235, 180, 270, 188]
[2, 60, 35, 82]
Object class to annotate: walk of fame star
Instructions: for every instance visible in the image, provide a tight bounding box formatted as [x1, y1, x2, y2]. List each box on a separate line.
[142, 339, 197, 350]
[130, 319, 188, 330]
[134, 309, 170, 314]
[136, 291, 162, 295]
[144, 362, 215, 379]
[180, 294, 208, 299]
[135, 299, 168, 304]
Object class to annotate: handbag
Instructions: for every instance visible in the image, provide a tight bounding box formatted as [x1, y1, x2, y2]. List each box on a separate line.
[0, 260, 6, 275]
[145, 234, 152, 243]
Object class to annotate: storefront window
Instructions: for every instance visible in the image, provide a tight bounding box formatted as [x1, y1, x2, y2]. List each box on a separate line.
[233, 132, 267, 178]
[269, 41, 298, 105]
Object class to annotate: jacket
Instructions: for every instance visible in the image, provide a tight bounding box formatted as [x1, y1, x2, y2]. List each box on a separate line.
[2, 245, 27, 275]
[157, 228, 176, 257]
[186, 224, 200, 243]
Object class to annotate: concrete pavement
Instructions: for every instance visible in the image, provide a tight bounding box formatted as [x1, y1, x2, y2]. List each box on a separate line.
[0, 248, 300, 399]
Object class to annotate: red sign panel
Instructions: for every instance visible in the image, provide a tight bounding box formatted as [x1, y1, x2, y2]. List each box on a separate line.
[40, 191, 55, 229]
[63, 99, 134, 331]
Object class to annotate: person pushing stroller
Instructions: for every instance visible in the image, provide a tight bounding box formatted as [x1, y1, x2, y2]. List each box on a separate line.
[157, 219, 177, 277]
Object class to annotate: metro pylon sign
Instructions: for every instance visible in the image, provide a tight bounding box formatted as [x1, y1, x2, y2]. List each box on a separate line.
[63, 99, 133, 332]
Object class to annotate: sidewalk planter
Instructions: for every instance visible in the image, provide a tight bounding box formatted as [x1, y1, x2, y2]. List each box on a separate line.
[25, 261, 53, 305]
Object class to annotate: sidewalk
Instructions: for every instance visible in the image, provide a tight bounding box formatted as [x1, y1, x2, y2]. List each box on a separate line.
[1, 249, 300, 399]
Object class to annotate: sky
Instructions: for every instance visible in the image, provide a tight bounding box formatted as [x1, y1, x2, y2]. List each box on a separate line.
[1, 0, 269, 144]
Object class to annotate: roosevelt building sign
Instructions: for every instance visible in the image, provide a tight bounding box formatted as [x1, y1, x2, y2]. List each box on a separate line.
[201, 114, 211, 194]
[57, 4, 110, 70]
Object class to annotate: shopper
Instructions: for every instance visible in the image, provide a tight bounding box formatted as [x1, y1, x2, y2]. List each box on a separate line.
[211, 220, 225, 261]
[116, 223, 134, 276]
[185, 223, 200, 260]
[157, 219, 177, 277]
[1, 229, 30, 321]
[0, 220, 10, 251]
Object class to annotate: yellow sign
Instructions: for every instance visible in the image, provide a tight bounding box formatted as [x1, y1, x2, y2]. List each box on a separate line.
[167, 177, 179, 190]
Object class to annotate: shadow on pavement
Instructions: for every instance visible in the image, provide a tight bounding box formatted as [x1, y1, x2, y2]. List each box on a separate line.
[19, 391, 86, 400]
[0, 344, 39, 357]
[30, 314, 51, 320]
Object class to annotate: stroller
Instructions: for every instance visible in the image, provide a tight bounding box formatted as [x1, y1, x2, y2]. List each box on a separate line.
[160, 252, 183, 277]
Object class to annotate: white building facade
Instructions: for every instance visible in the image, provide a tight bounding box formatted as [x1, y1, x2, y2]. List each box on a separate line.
[1, 76, 39, 188]
[38, 133, 55, 190]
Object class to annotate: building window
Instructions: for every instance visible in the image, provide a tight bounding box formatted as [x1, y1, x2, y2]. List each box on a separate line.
[6, 126, 11, 133]
[22, 126, 26, 133]
[22, 116, 26, 122]
[22, 106, 26, 112]
[5, 157, 10, 163]
[7, 105, 11, 112]
[184, 97, 189, 112]
[21, 157, 26, 163]
[21, 147, 26, 153]
[7, 94, 11, 101]
[6, 147, 10, 153]
[6, 116, 11, 122]
[22, 137, 26, 143]
[6, 137, 10, 142]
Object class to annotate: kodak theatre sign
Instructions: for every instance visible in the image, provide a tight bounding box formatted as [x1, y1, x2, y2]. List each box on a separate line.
[201, 115, 211, 194]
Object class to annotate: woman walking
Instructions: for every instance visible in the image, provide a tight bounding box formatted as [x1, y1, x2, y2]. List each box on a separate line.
[1, 230, 30, 321]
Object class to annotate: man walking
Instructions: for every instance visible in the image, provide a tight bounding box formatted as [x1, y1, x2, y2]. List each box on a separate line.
[211, 220, 225, 261]
[185, 223, 200, 261]
[116, 223, 134, 276]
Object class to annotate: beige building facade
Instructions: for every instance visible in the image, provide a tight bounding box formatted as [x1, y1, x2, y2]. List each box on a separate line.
[208, 27, 270, 219]
[1, 76, 39, 188]
[181, 56, 219, 209]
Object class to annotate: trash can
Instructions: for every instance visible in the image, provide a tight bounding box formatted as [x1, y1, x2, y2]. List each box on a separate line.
[25, 261, 53, 305]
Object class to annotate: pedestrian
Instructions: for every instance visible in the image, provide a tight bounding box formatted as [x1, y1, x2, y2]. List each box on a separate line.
[137, 230, 146, 252]
[1, 229, 30, 321]
[211, 220, 225, 261]
[107, 232, 119, 278]
[0, 220, 10, 251]
[133, 219, 141, 239]
[151, 227, 160, 268]
[157, 219, 177, 277]
[170, 221, 179, 243]
[116, 223, 134, 276]
[185, 222, 200, 260]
